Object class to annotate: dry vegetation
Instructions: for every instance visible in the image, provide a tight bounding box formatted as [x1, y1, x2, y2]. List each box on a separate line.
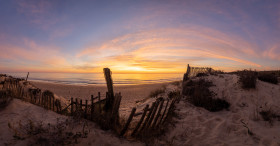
[259, 109, 280, 125]
[183, 79, 230, 112]
[258, 73, 278, 84]
[149, 86, 166, 98]
[8, 117, 90, 145]
[0, 89, 13, 109]
[238, 70, 257, 89]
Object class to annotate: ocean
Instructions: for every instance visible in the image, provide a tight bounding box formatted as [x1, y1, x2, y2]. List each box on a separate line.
[2, 72, 183, 85]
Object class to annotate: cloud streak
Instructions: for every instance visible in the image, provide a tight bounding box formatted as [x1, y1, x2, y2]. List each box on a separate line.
[77, 26, 264, 72]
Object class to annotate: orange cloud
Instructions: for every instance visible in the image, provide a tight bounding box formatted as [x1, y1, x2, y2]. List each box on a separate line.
[77, 26, 263, 72]
[0, 38, 69, 71]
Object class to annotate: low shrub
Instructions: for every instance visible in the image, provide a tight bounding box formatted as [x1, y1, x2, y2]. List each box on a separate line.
[258, 73, 278, 84]
[0, 89, 13, 108]
[259, 109, 280, 125]
[196, 73, 208, 77]
[238, 70, 257, 89]
[170, 80, 181, 87]
[167, 90, 180, 99]
[149, 87, 165, 98]
[183, 79, 230, 112]
[8, 118, 89, 145]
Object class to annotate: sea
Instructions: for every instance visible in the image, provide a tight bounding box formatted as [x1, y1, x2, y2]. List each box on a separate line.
[2, 72, 183, 85]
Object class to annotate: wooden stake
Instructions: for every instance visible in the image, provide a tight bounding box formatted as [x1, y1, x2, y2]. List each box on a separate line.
[120, 107, 136, 136]
[131, 105, 149, 136]
[139, 102, 156, 133]
[26, 72, 29, 81]
[49, 96, 52, 110]
[75, 98, 78, 112]
[91, 95, 94, 120]
[52, 96, 55, 110]
[80, 99, 83, 111]
[146, 100, 160, 129]
[71, 98, 73, 116]
[98, 92, 101, 114]
[85, 100, 88, 119]
[151, 99, 164, 128]
[162, 99, 176, 124]
[103, 68, 114, 110]
[158, 99, 169, 127]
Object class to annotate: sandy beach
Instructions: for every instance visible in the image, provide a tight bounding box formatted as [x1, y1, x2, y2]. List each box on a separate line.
[30, 81, 174, 117]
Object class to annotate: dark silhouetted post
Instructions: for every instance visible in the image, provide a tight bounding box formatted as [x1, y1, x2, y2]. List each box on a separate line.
[151, 99, 164, 128]
[91, 95, 94, 120]
[85, 100, 88, 119]
[158, 99, 169, 127]
[103, 68, 114, 110]
[120, 107, 136, 136]
[71, 98, 73, 116]
[131, 105, 149, 136]
[98, 92, 101, 114]
[26, 72, 29, 81]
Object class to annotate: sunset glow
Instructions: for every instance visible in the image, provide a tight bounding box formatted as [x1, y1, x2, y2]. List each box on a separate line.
[1, 0, 280, 73]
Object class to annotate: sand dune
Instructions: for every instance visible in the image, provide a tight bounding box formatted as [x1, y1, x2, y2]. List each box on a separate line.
[1, 74, 280, 145]
[156, 74, 280, 146]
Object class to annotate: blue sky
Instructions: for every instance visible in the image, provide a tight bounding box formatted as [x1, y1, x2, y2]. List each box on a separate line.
[0, 0, 280, 73]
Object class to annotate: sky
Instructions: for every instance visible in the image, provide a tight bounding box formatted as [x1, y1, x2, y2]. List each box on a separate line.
[0, 0, 280, 73]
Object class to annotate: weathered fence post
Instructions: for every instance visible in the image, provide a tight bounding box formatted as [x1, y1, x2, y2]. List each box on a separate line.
[49, 96, 52, 110]
[146, 100, 160, 129]
[158, 99, 169, 127]
[91, 95, 94, 120]
[139, 102, 156, 133]
[26, 72, 29, 81]
[120, 107, 136, 136]
[80, 99, 83, 112]
[85, 100, 88, 119]
[131, 104, 149, 136]
[151, 99, 164, 128]
[75, 98, 78, 113]
[162, 99, 176, 124]
[98, 92, 101, 114]
[71, 97, 73, 116]
[103, 68, 114, 110]
[52, 96, 55, 110]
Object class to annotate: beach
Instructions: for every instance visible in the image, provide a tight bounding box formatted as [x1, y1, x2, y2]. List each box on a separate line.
[1, 73, 280, 145]
[30, 81, 175, 117]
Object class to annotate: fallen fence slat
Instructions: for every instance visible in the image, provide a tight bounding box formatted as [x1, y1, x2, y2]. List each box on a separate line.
[120, 107, 136, 136]
[85, 100, 88, 119]
[91, 95, 94, 120]
[151, 99, 164, 128]
[146, 100, 160, 130]
[157, 99, 169, 127]
[98, 92, 101, 114]
[162, 99, 176, 125]
[138, 102, 156, 133]
[131, 104, 149, 136]
[71, 98, 73, 116]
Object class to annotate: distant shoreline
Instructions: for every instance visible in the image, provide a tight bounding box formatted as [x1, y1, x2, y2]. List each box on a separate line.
[3, 72, 182, 86]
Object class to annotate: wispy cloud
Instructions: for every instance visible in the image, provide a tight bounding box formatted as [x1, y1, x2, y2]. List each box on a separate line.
[77, 26, 263, 72]
[0, 38, 68, 71]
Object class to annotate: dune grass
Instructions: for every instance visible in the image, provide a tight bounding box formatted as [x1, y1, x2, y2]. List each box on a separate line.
[258, 73, 278, 84]
[238, 70, 257, 89]
[183, 79, 230, 112]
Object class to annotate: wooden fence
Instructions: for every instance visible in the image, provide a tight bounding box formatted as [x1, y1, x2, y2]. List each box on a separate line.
[0, 75, 122, 131]
[1, 76, 63, 113]
[1, 73, 179, 139]
[119, 96, 178, 138]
